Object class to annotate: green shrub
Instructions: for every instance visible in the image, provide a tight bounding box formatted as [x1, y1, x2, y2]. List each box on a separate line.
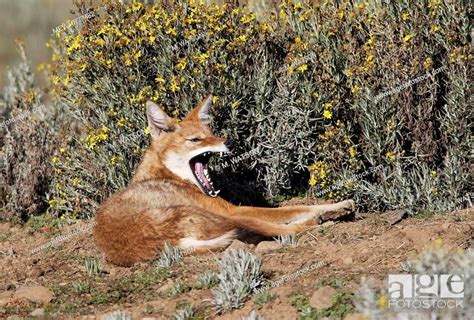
[46, 0, 471, 218]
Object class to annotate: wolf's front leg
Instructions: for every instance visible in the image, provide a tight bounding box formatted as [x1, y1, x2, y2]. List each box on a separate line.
[229, 200, 355, 225]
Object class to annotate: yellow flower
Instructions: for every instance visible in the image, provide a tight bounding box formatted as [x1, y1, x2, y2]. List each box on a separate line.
[351, 85, 362, 94]
[59, 147, 66, 154]
[423, 57, 433, 69]
[231, 101, 241, 108]
[430, 170, 437, 177]
[429, 25, 441, 33]
[323, 102, 333, 108]
[170, 78, 180, 92]
[176, 58, 187, 71]
[239, 35, 247, 42]
[385, 151, 396, 161]
[434, 238, 442, 247]
[155, 76, 165, 84]
[297, 63, 308, 72]
[401, 13, 409, 21]
[349, 147, 356, 158]
[198, 53, 209, 64]
[72, 177, 80, 186]
[309, 175, 317, 186]
[387, 119, 394, 130]
[145, 127, 151, 136]
[377, 295, 388, 310]
[403, 34, 413, 42]
[51, 156, 59, 164]
[48, 199, 57, 208]
[323, 110, 332, 119]
[117, 118, 126, 127]
[240, 13, 256, 24]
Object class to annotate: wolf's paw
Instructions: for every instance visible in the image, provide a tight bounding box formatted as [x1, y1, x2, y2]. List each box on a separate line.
[317, 199, 356, 224]
[343, 199, 356, 212]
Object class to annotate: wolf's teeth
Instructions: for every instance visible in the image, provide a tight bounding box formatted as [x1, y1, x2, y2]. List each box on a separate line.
[214, 190, 220, 195]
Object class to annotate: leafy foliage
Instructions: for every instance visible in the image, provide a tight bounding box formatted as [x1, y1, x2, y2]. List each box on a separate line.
[34, 0, 471, 218]
[212, 249, 263, 313]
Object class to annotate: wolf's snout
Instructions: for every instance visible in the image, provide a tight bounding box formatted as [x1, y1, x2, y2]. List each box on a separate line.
[224, 139, 234, 151]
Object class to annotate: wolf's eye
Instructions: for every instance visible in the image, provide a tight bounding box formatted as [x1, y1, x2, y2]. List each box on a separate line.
[187, 137, 201, 143]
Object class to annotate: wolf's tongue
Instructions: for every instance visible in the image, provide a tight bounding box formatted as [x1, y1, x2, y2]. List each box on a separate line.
[195, 161, 213, 191]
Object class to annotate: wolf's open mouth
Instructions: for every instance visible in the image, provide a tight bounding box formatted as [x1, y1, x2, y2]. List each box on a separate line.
[189, 152, 223, 197]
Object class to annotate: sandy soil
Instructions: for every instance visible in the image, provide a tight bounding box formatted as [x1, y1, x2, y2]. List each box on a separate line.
[1, 208, 472, 319]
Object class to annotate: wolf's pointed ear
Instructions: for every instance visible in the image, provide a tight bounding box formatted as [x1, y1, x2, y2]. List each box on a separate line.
[146, 101, 174, 137]
[185, 95, 213, 126]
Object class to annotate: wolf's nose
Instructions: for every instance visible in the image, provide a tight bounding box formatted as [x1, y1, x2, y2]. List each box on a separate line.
[224, 139, 234, 150]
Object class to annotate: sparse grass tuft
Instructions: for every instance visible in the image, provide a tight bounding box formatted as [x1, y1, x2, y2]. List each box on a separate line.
[274, 234, 298, 247]
[212, 249, 263, 314]
[157, 242, 184, 268]
[242, 310, 265, 320]
[103, 310, 131, 320]
[71, 281, 91, 294]
[165, 280, 190, 298]
[84, 257, 102, 276]
[254, 292, 275, 309]
[194, 271, 220, 290]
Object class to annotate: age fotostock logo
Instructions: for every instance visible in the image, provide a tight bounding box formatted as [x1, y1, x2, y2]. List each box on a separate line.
[388, 274, 464, 309]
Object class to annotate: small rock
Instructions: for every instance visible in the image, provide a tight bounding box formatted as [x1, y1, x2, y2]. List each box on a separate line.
[344, 313, 366, 320]
[13, 286, 54, 304]
[30, 308, 45, 317]
[309, 286, 336, 309]
[381, 209, 407, 226]
[225, 239, 249, 252]
[343, 256, 353, 265]
[255, 241, 282, 254]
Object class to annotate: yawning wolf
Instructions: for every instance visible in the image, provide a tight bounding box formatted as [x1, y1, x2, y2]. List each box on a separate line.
[94, 95, 355, 266]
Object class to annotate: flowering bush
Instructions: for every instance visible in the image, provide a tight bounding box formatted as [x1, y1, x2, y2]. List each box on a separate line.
[44, 0, 471, 219]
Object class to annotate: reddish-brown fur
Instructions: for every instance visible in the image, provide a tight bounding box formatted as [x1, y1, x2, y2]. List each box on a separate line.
[94, 96, 355, 266]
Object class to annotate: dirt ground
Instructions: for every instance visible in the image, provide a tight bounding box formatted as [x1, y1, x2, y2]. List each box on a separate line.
[1, 208, 473, 319]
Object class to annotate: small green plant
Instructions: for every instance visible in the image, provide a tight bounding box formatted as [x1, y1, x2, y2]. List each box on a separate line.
[195, 271, 220, 289]
[103, 310, 131, 320]
[173, 304, 196, 320]
[290, 290, 354, 319]
[315, 278, 346, 289]
[84, 257, 102, 276]
[115, 268, 171, 294]
[242, 310, 265, 320]
[254, 292, 275, 309]
[274, 234, 298, 247]
[212, 249, 263, 314]
[166, 280, 190, 298]
[157, 242, 184, 268]
[71, 281, 91, 294]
